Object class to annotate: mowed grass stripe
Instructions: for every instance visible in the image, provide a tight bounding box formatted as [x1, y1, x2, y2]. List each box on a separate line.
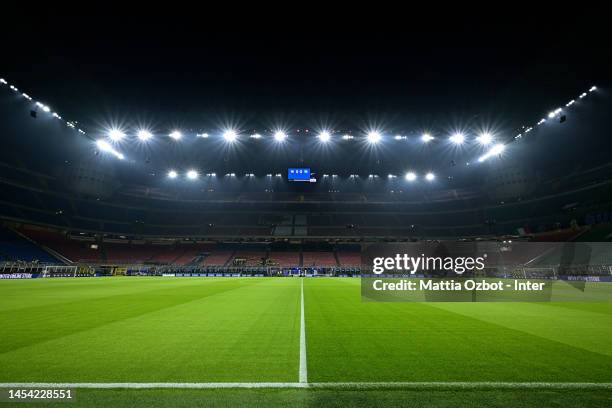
[428, 299, 612, 357]
[304, 278, 612, 382]
[0, 278, 263, 354]
[0, 278, 301, 382]
[2, 381, 612, 389]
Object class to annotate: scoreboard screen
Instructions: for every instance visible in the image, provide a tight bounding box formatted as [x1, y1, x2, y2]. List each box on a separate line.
[288, 168, 311, 181]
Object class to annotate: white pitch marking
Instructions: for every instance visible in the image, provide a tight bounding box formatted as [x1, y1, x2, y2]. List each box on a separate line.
[2, 382, 612, 389]
[299, 278, 308, 383]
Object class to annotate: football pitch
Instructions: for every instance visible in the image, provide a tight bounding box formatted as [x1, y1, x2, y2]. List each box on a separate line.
[1, 277, 612, 407]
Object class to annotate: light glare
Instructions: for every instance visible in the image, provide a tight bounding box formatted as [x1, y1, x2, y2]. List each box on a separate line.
[223, 130, 238, 142]
[450, 133, 464, 144]
[318, 131, 331, 142]
[137, 130, 153, 141]
[367, 131, 381, 144]
[108, 129, 125, 141]
[476, 132, 493, 145]
[421, 133, 434, 143]
[274, 131, 287, 142]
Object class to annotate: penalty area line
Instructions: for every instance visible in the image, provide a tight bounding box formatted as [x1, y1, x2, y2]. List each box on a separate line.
[1, 382, 612, 390]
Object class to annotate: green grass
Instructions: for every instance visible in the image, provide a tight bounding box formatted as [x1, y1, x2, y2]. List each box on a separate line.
[8, 389, 612, 408]
[2, 277, 612, 407]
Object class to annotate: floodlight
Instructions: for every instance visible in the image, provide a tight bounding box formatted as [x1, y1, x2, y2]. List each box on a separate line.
[197, 133, 209, 138]
[0, 78, 6, 84]
[566, 100, 575, 107]
[167, 170, 178, 179]
[96, 139, 113, 152]
[250, 133, 262, 139]
[169, 131, 182, 140]
[405, 172, 417, 181]
[449, 133, 464, 144]
[476, 132, 493, 145]
[367, 131, 382, 144]
[274, 131, 287, 142]
[421, 133, 434, 143]
[490, 143, 505, 155]
[223, 130, 238, 142]
[342, 134, 354, 140]
[186, 170, 198, 180]
[108, 129, 125, 141]
[137, 130, 153, 141]
[579, 92, 587, 98]
[425, 172, 435, 181]
[589, 86, 597, 92]
[96, 139, 124, 159]
[478, 143, 506, 162]
[318, 131, 331, 142]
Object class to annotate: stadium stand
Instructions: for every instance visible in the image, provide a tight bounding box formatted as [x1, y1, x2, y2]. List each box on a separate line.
[0, 225, 57, 263]
[268, 252, 300, 267]
[302, 251, 337, 266]
[201, 251, 234, 266]
[337, 250, 361, 266]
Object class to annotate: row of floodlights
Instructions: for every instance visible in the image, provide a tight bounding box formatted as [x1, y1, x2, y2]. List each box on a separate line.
[105, 127, 501, 146]
[0, 77, 86, 134]
[166, 170, 437, 181]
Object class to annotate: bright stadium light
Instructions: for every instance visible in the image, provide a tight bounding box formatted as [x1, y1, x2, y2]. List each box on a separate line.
[169, 130, 182, 140]
[589, 86, 597, 92]
[490, 143, 505, 155]
[367, 131, 382, 144]
[342, 134, 354, 140]
[449, 133, 465, 145]
[96, 139, 113, 152]
[274, 131, 287, 142]
[167, 170, 178, 179]
[425, 172, 435, 181]
[318, 131, 331, 142]
[405, 172, 417, 181]
[421, 133, 434, 143]
[137, 130, 153, 141]
[579, 92, 587, 99]
[108, 129, 126, 141]
[250, 133, 262, 139]
[96, 139, 124, 159]
[478, 143, 506, 162]
[197, 133, 209, 138]
[186, 170, 198, 180]
[41, 105, 51, 112]
[476, 132, 493, 146]
[223, 129, 238, 142]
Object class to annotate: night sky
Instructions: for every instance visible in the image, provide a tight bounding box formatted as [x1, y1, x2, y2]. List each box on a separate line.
[1, 7, 609, 132]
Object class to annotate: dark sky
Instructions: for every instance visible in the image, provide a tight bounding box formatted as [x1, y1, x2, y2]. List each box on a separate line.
[1, 6, 610, 132]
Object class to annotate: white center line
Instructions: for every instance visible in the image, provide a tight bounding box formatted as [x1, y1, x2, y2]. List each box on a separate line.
[299, 278, 307, 383]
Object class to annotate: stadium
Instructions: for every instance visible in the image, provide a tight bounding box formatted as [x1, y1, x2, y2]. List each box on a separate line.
[1, 10, 612, 408]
